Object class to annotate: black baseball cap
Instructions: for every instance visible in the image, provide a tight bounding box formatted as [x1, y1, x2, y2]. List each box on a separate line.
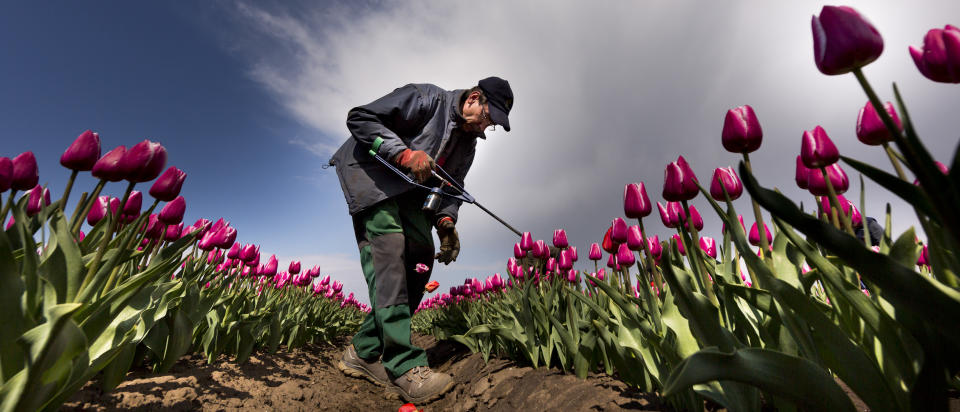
[478, 76, 513, 132]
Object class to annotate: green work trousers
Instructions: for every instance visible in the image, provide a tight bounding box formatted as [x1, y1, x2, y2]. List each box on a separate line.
[350, 191, 434, 378]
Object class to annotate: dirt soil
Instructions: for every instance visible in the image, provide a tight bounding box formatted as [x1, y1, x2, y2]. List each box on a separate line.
[63, 334, 664, 411]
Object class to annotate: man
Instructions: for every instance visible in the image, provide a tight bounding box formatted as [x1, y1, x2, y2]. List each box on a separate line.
[328, 77, 514, 403]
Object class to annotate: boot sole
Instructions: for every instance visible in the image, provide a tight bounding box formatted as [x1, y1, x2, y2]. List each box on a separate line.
[337, 360, 389, 387]
[383, 379, 456, 403]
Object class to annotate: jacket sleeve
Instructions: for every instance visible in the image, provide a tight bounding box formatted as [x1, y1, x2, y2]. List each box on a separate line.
[436, 139, 477, 224]
[346, 84, 436, 162]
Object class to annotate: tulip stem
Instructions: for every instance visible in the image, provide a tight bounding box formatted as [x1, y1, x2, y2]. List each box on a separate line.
[680, 200, 717, 305]
[79, 181, 135, 298]
[853, 69, 913, 182]
[636, 219, 663, 296]
[70, 179, 107, 236]
[821, 168, 855, 236]
[742, 154, 772, 266]
[58, 170, 79, 214]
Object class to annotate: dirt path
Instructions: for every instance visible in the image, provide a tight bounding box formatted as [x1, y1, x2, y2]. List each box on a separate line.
[63, 335, 664, 411]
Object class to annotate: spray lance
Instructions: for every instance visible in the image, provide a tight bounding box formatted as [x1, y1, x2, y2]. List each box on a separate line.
[367, 137, 523, 237]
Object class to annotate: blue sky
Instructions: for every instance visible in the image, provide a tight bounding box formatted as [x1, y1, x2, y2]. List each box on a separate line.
[4, 2, 959, 304]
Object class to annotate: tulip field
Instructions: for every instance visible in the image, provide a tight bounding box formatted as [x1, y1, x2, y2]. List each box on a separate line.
[3, 4, 960, 412]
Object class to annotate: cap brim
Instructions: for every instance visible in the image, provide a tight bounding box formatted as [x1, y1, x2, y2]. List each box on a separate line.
[489, 106, 511, 132]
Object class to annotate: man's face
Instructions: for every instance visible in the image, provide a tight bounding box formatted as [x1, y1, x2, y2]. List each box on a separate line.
[461, 92, 494, 133]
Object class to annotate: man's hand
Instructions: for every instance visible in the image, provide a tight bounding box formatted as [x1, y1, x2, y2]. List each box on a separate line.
[393, 149, 435, 183]
[435, 217, 460, 264]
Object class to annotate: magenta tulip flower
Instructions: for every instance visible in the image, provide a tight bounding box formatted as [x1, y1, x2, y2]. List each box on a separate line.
[801, 126, 840, 168]
[158, 195, 186, 225]
[149, 166, 187, 201]
[820, 194, 863, 227]
[5, 216, 13, 231]
[811, 6, 884, 75]
[119, 139, 167, 183]
[92, 146, 127, 182]
[263, 254, 278, 277]
[546, 257, 556, 272]
[606, 254, 617, 269]
[144, 214, 165, 239]
[239, 243, 258, 262]
[807, 163, 849, 196]
[320, 274, 330, 286]
[60, 129, 101, 171]
[588, 243, 602, 261]
[617, 243, 635, 267]
[197, 231, 217, 251]
[533, 240, 548, 259]
[685, 205, 704, 231]
[11, 152, 39, 191]
[26, 185, 50, 217]
[749, 222, 773, 247]
[723, 214, 746, 236]
[917, 245, 930, 267]
[216, 226, 237, 249]
[721, 105, 763, 153]
[558, 249, 573, 270]
[520, 232, 534, 251]
[568, 246, 578, 262]
[623, 182, 652, 218]
[165, 223, 183, 241]
[553, 229, 569, 249]
[0, 157, 12, 193]
[122, 190, 142, 219]
[626, 225, 644, 251]
[909, 25, 960, 83]
[856, 101, 902, 145]
[795, 156, 812, 190]
[289, 260, 301, 275]
[514, 242, 526, 259]
[699, 236, 718, 259]
[672, 234, 686, 256]
[415, 263, 429, 273]
[611, 217, 628, 243]
[710, 167, 743, 201]
[192, 218, 212, 237]
[87, 196, 109, 226]
[658, 202, 676, 228]
[663, 155, 699, 202]
[646, 235, 662, 260]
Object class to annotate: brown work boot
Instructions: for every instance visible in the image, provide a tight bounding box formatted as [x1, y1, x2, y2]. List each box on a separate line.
[385, 366, 454, 403]
[337, 345, 390, 387]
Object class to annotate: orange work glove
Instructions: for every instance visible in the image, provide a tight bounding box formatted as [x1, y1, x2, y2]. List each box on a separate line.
[393, 149, 435, 183]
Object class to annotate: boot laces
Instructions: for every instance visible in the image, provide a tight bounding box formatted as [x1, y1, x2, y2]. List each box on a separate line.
[406, 366, 432, 382]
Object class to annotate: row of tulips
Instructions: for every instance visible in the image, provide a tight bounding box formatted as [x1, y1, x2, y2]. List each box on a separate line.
[414, 7, 960, 411]
[0, 132, 364, 411]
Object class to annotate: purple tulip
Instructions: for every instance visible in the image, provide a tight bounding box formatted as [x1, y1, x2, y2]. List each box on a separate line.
[617, 243, 635, 267]
[596, 268, 606, 281]
[91, 146, 128, 182]
[84, 196, 108, 226]
[216, 226, 237, 249]
[801, 126, 840, 168]
[520, 232, 534, 251]
[122, 191, 142, 221]
[917, 245, 930, 267]
[568, 246, 578, 262]
[662, 155, 699, 202]
[646, 235, 662, 260]
[320, 274, 330, 286]
[685, 205, 704, 231]
[263, 254, 278, 277]
[158, 195, 186, 225]
[566, 269, 577, 283]
[119, 139, 167, 183]
[721, 105, 763, 153]
[11, 152, 39, 191]
[611, 217, 628, 243]
[192, 218, 212, 237]
[60, 130, 102, 171]
[811, 6, 883, 75]
[514, 242, 526, 259]
[807, 163, 849, 196]
[546, 257, 556, 272]
[856, 101, 902, 145]
[289, 260, 301, 275]
[795, 156, 812, 190]
[723, 214, 746, 236]
[588, 243, 602, 261]
[26, 185, 50, 217]
[532, 240, 548, 259]
[749, 222, 773, 247]
[699, 236, 717, 259]
[553, 229, 569, 249]
[239, 243, 258, 262]
[606, 254, 617, 269]
[558, 249, 573, 271]
[198, 231, 218, 251]
[5, 216, 13, 231]
[144, 214, 164, 239]
[165, 223, 183, 241]
[658, 201, 686, 229]
[709, 167, 743, 201]
[623, 182, 652, 218]
[672, 234, 686, 256]
[0, 157, 12, 193]
[415, 263, 429, 274]
[626, 225, 644, 251]
[909, 25, 960, 83]
[78, 230, 85, 242]
[149, 166, 187, 201]
[820, 194, 863, 227]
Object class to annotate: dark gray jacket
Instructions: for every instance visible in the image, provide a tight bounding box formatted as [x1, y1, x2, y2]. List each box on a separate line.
[328, 83, 483, 222]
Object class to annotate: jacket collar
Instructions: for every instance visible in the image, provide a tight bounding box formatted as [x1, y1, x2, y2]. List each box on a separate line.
[451, 89, 486, 140]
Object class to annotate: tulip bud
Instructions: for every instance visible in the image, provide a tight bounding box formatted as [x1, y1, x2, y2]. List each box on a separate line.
[26, 185, 50, 217]
[119, 139, 167, 182]
[909, 25, 960, 83]
[672, 234, 686, 256]
[601, 226, 615, 253]
[856, 101, 902, 145]
[158, 195, 186, 225]
[198, 231, 218, 251]
[662, 156, 699, 201]
[807, 163, 849, 196]
[811, 6, 884, 75]
[289, 260, 301, 275]
[519, 232, 534, 250]
[749, 222, 773, 247]
[795, 156, 812, 190]
[623, 182, 652, 218]
[144, 214, 164, 239]
[558, 249, 573, 270]
[611, 217, 628, 243]
[546, 257, 556, 272]
[646, 235, 662, 260]
[721, 105, 763, 153]
[616, 243, 635, 267]
[264, 254, 279, 277]
[91, 146, 128, 182]
[0, 157, 12, 193]
[5, 216, 13, 231]
[532, 240, 548, 259]
[588, 243, 602, 261]
[11, 152, 39, 191]
[514, 242, 526, 259]
[122, 191, 143, 221]
[149, 166, 187, 201]
[553, 229, 568, 249]
[568, 246, 578, 262]
[566, 269, 577, 283]
[606, 253, 617, 269]
[709, 167, 743, 201]
[165, 223, 183, 241]
[60, 130, 102, 171]
[801, 126, 839, 168]
[239, 244, 258, 262]
[699, 236, 717, 259]
[685, 205, 704, 231]
[216, 226, 237, 249]
[320, 274, 330, 286]
[626, 225, 644, 251]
